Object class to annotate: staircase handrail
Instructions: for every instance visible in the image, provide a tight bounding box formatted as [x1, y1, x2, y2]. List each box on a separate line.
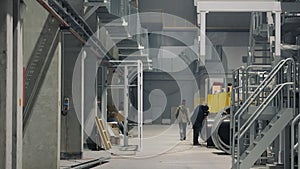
[232, 58, 295, 166]
[233, 58, 294, 122]
[238, 82, 294, 139]
[232, 66, 245, 107]
[235, 82, 294, 168]
[245, 65, 272, 102]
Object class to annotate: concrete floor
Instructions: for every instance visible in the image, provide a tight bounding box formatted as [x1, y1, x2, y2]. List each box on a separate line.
[61, 124, 232, 169]
[99, 144, 231, 169]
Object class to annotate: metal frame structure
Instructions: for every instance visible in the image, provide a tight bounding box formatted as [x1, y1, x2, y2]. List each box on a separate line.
[195, 1, 281, 63]
[101, 60, 143, 151]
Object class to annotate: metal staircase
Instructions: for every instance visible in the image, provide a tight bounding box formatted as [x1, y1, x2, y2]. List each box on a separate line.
[23, 15, 60, 131]
[248, 12, 274, 67]
[37, 0, 114, 60]
[232, 8, 300, 169]
[94, 0, 151, 69]
[231, 58, 296, 169]
[37, 0, 151, 74]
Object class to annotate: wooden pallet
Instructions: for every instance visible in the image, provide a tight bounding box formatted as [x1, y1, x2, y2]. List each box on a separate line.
[95, 117, 112, 150]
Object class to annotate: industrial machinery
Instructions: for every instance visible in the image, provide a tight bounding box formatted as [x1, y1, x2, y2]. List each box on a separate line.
[204, 109, 231, 154]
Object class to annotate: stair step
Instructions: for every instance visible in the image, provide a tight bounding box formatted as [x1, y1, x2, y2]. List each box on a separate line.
[252, 63, 271, 66]
[254, 49, 270, 51]
[118, 45, 144, 50]
[253, 55, 271, 59]
[119, 53, 148, 57]
[105, 22, 128, 27]
[105, 27, 127, 34]
[238, 108, 293, 169]
[87, 0, 106, 2]
[255, 41, 270, 45]
[116, 39, 139, 47]
[253, 36, 269, 42]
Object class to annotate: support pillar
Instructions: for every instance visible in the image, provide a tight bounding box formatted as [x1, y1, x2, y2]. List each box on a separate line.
[60, 32, 83, 159]
[199, 11, 206, 65]
[123, 65, 129, 147]
[275, 11, 281, 57]
[81, 51, 86, 152]
[23, 32, 61, 169]
[22, 1, 61, 169]
[284, 126, 291, 169]
[12, 0, 23, 168]
[0, 0, 13, 169]
[101, 67, 108, 120]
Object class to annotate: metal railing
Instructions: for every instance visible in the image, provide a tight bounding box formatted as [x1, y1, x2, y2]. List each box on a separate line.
[232, 66, 246, 110]
[245, 65, 272, 103]
[291, 113, 300, 169]
[230, 66, 245, 162]
[232, 58, 296, 168]
[291, 63, 300, 169]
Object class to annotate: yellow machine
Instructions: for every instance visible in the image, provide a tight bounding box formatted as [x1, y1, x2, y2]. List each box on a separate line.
[207, 92, 231, 113]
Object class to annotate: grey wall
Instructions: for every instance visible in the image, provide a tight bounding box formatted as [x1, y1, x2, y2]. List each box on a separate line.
[207, 32, 249, 47]
[207, 32, 249, 79]
[195, 32, 249, 99]
[139, 0, 196, 25]
[143, 73, 181, 124]
[23, 44, 61, 169]
[23, 0, 61, 168]
[207, 12, 250, 30]
[23, 0, 49, 67]
[142, 71, 197, 124]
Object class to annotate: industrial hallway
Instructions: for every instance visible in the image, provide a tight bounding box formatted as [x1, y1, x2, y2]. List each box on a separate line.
[1, 0, 300, 169]
[61, 124, 231, 169]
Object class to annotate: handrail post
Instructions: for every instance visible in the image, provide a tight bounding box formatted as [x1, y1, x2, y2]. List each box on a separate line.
[231, 66, 244, 167]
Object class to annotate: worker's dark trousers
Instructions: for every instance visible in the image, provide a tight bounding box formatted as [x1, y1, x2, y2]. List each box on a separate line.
[193, 127, 201, 145]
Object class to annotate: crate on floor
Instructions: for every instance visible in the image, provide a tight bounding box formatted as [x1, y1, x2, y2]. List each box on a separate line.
[108, 121, 120, 145]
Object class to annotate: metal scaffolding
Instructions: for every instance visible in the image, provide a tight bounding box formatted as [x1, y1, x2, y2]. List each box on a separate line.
[101, 60, 143, 151]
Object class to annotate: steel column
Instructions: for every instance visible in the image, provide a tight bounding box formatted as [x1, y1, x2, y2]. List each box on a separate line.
[124, 65, 129, 146]
[199, 12, 206, 64]
[275, 12, 281, 57]
[0, 0, 13, 168]
[12, 0, 23, 168]
[81, 51, 86, 152]
[137, 60, 143, 151]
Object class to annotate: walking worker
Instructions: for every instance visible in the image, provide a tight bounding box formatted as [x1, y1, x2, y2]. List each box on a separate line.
[175, 99, 190, 141]
[191, 104, 209, 145]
